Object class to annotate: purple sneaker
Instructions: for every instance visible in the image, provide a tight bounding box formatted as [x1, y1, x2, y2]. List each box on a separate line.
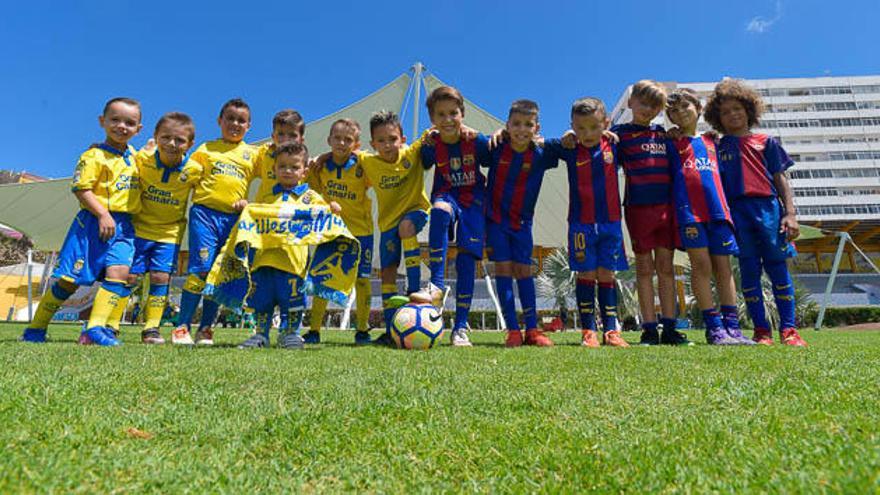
[705, 328, 740, 345]
[726, 326, 757, 345]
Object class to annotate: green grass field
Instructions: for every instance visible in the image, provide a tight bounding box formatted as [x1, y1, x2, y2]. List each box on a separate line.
[1, 324, 878, 493]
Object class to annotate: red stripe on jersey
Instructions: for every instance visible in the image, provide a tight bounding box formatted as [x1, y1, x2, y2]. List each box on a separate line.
[433, 134, 452, 198]
[491, 145, 514, 224]
[508, 146, 534, 229]
[740, 134, 773, 197]
[703, 137, 731, 221]
[602, 140, 621, 222]
[678, 139, 710, 223]
[458, 138, 477, 208]
[575, 144, 596, 223]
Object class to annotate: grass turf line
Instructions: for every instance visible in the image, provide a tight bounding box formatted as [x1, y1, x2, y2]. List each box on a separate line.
[1, 324, 879, 493]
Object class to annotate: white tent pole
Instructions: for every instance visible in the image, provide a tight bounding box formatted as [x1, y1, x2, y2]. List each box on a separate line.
[482, 264, 506, 330]
[815, 232, 849, 330]
[26, 249, 33, 322]
[411, 62, 423, 140]
[340, 288, 355, 330]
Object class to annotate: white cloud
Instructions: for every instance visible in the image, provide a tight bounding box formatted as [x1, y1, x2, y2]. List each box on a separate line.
[746, 1, 783, 33]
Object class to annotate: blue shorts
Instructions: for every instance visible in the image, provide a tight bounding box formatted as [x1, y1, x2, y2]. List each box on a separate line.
[54, 210, 135, 286]
[247, 266, 305, 314]
[433, 194, 485, 259]
[188, 204, 239, 274]
[731, 197, 797, 261]
[131, 237, 180, 274]
[379, 209, 428, 269]
[356, 234, 374, 279]
[681, 221, 739, 256]
[486, 221, 533, 265]
[568, 221, 629, 272]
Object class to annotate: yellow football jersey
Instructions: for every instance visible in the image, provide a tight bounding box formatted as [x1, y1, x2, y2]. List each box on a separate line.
[189, 139, 257, 213]
[307, 154, 373, 237]
[250, 183, 314, 276]
[252, 142, 279, 204]
[358, 140, 428, 232]
[133, 151, 200, 244]
[71, 145, 141, 214]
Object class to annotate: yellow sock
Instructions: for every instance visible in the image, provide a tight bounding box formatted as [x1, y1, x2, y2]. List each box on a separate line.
[310, 297, 328, 332]
[355, 278, 372, 331]
[87, 279, 130, 328]
[144, 293, 167, 329]
[105, 295, 130, 330]
[30, 283, 75, 330]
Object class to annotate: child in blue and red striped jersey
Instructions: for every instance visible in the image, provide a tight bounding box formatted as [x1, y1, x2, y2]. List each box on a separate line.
[665, 89, 749, 346]
[705, 79, 807, 347]
[486, 100, 565, 347]
[611, 80, 686, 346]
[545, 98, 630, 348]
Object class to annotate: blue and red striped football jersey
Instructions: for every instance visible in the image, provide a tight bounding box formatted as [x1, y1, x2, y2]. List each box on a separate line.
[486, 141, 561, 230]
[610, 123, 672, 206]
[669, 135, 732, 226]
[421, 133, 491, 209]
[547, 136, 622, 224]
[718, 134, 793, 200]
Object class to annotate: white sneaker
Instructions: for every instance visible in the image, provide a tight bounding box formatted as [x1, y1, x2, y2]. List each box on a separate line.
[171, 325, 194, 346]
[450, 328, 473, 347]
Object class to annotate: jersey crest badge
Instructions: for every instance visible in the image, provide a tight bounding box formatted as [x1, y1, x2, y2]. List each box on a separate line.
[450, 157, 462, 171]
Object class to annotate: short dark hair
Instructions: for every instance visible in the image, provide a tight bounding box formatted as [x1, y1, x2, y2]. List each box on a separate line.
[667, 88, 703, 113]
[704, 79, 765, 133]
[571, 97, 606, 119]
[426, 86, 465, 117]
[273, 109, 305, 135]
[275, 141, 308, 161]
[508, 99, 539, 120]
[103, 97, 141, 119]
[330, 118, 361, 138]
[219, 98, 251, 121]
[154, 112, 195, 142]
[369, 110, 403, 139]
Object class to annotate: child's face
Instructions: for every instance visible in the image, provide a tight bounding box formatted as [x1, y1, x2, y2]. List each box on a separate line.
[628, 96, 663, 125]
[272, 123, 302, 147]
[328, 124, 359, 159]
[506, 112, 539, 149]
[570, 112, 608, 147]
[155, 121, 194, 165]
[666, 100, 700, 130]
[370, 123, 404, 162]
[274, 153, 306, 187]
[430, 99, 463, 141]
[99, 102, 142, 146]
[218, 107, 251, 143]
[719, 98, 750, 134]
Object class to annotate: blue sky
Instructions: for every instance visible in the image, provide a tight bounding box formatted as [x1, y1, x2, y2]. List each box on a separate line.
[2, 0, 878, 178]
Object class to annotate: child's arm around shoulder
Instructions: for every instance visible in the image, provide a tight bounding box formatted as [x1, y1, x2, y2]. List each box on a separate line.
[71, 150, 115, 241]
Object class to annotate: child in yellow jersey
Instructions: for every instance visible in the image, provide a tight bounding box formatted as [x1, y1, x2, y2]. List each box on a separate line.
[130, 112, 201, 344]
[302, 119, 374, 345]
[173, 98, 256, 346]
[237, 142, 341, 349]
[253, 109, 306, 202]
[22, 98, 143, 346]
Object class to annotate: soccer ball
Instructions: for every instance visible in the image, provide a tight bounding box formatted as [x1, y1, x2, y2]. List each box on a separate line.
[391, 303, 445, 350]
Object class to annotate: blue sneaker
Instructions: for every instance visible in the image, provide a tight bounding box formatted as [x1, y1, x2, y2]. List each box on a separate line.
[354, 330, 372, 345]
[303, 331, 321, 344]
[84, 326, 121, 347]
[21, 328, 47, 343]
[705, 328, 739, 346]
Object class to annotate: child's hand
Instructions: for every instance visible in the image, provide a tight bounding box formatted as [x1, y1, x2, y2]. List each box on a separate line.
[461, 125, 479, 140]
[488, 128, 507, 149]
[232, 199, 248, 212]
[780, 213, 799, 241]
[98, 212, 116, 241]
[701, 130, 720, 142]
[142, 138, 157, 154]
[309, 152, 331, 173]
[532, 135, 545, 148]
[329, 201, 342, 214]
[602, 129, 620, 144]
[666, 127, 684, 139]
[560, 130, 577, 149]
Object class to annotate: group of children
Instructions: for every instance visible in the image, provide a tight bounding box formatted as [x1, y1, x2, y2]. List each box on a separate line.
[19, 77, 808, 348]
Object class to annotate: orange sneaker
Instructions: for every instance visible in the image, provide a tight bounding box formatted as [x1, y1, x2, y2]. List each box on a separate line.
[505, 330, 523, 348]
[781, 328, 808, 347]
[524, 329, 554, 347]
[172, 325, 194, 346]
[752, 327, 774, 345]
[581, 329, 600, 348]
[602, 330, 630, 347]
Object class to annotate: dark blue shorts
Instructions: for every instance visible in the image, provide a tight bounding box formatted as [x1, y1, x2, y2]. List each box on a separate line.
[247, 266, 305, 314]
[187, 204, 239, 274]
[568, 221, 629, 272]
[681, 221, 739, 256]
[486, 220, 533, 265]
[378, 209, 428, 269]
[131, 237, 179, 274]
[730, 197, 796, 261]
[54, 210, 135, 285]
[356, 234, 373, 279]
[432, 194, 485, 259]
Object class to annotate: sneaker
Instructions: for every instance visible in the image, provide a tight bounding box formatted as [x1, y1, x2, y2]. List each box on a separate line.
[450, 328, 473, 347]
[602, 330, 630, 347]
[171, 325, 194, 346]
[752, 327, 773, 346]
[581, 329, 600, 348]
[725, 327, 756, 346]
[238, 332, 269, 349]
[84, 326, 121, 347]
[408, 288, 433, 305]
[21, 328, 47, 343]
[660, 329, 695, 346]
[278, 331, 305, 350]
[781, 328, 808, 347]
[372, 332, 394, 347]
[505, 330, 523, 348]
[524, 328, 554, 347]
[706, 328, 740, 345]
[639, 328, 660, 346]
[194, 327, 214, 346]
[387, 295, 410, 309]
[141, 328, 165, 345]
[354, 330, 372, 345]
[106, 327, 121, 339]
[303, 331, 321, 344]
